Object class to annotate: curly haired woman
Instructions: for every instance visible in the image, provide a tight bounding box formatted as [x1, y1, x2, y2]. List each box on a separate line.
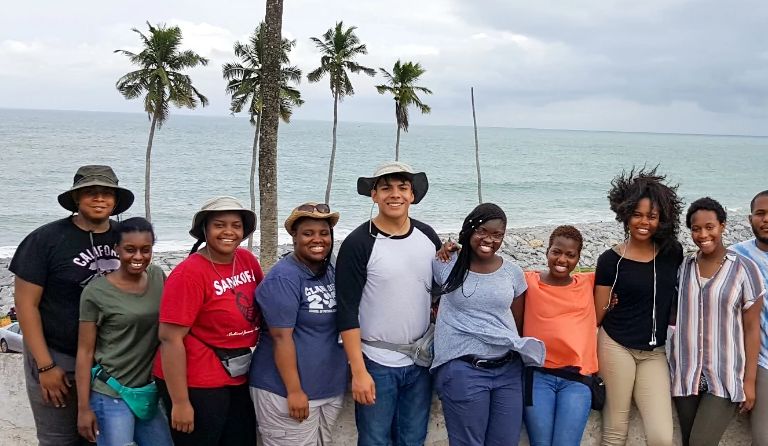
[594, 167, 684, 446]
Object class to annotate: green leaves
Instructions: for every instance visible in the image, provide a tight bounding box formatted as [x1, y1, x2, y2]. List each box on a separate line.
[376, 59, 432, 132]
[308, 21, 374, 100]
[115, 22, 208, 127]
[222, 22, 303, 125]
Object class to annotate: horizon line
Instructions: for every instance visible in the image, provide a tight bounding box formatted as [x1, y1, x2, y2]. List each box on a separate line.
[1, 105, 766, 139]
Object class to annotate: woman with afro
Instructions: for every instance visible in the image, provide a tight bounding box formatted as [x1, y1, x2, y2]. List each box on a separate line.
[594, 167, 684, 446]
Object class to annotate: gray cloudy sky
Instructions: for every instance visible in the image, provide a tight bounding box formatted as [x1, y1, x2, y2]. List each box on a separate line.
[1, 0, 767, 135]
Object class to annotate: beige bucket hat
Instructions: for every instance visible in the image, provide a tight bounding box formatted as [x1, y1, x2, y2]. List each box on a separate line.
[189, 196, 257, 240]
[356, 161, 429, 204]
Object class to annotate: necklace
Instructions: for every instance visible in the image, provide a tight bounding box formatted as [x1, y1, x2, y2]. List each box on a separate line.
[368, 217, 410, 239]
[204, 249, 238, 295]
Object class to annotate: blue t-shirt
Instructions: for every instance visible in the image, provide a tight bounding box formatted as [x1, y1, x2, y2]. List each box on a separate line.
[730, 239, 768, 370]
[249, 255, 348, 400]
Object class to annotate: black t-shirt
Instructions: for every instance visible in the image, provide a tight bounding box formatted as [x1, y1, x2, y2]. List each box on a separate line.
[595, 241, 683, 351]
[9, 217, 120, 356]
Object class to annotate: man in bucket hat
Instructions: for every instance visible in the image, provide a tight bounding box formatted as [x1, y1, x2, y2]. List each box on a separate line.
[10, 165, 134, 445]
[336, 161, 441, 445]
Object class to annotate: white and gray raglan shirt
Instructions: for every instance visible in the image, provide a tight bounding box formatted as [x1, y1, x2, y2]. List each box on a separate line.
[336, 219, 441, 367]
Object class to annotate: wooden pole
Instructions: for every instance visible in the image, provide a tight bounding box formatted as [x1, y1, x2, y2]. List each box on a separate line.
[471, 87, 483, 204]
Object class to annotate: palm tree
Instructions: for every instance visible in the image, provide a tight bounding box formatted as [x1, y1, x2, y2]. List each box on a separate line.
[375, 60, 432, 161]
[258, 0, 285, 270]
[308, 22, 375, 204]
[223, 23, 303, 250]
[115, 22, 209, 222]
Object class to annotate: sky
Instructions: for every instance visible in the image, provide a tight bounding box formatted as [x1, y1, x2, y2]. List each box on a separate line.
[1, 0, 767, 135]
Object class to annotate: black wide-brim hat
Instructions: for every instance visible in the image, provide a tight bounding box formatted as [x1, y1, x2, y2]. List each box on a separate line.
[57, 165, 135, 215]
[356, 161, 429, 204]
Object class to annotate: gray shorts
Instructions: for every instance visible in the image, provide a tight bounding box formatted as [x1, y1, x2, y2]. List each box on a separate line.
[251, 388, 344, 446]
[24, 349, 91, 446]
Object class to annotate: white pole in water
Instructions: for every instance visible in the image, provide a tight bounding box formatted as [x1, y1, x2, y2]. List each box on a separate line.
[471, 87, 483, 204]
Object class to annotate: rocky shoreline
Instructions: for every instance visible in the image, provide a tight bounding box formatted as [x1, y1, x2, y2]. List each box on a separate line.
[0, 214, 756, 314]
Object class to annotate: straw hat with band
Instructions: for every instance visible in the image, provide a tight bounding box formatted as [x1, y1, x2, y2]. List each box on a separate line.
[57, 165, 135, 215]
[189, 196, 257, 241]
[284, 202, 340, 234]
[356, 161, 429, 204]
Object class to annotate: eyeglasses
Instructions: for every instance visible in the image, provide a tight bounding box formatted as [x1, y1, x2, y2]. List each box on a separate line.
[297, 203, 331, 214]
[473, 227, 505, 242]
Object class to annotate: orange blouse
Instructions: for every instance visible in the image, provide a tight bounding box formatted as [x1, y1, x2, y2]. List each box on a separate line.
[523, 271, 598, 375]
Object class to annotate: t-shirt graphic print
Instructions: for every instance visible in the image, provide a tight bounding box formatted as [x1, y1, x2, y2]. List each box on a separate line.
[306, 283, 336, 314]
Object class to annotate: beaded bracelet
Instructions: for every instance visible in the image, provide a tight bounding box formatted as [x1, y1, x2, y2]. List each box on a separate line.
[37, 362, 57, 373]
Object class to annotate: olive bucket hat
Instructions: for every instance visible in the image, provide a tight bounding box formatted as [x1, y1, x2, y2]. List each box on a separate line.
[57, 165, 135, 215]
[189, 196, 257, 240]
[283, 202, 340, 234]
[356, 161, 429, 204]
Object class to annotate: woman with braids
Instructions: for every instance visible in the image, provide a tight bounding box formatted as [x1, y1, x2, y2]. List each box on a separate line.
[594, 167, 684, 446]
[153, 196, 264, 446]
[667, 198, 764, 446]
[522, 225, 599, 446]
[249, 203, 348, 445]
[431, 203, 545, 446]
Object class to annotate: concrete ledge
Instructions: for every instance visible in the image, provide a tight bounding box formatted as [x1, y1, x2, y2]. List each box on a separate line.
[0, 353, 752, 445]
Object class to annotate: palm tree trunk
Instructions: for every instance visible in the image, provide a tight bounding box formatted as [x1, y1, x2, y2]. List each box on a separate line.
[247, 112, 262, 251]
[471, 87, 483, 204]
[258, 0, 284, 271]
[324, 91, 338, 204]
[395, 125, 401, 161]
[144, 110, 159, 222]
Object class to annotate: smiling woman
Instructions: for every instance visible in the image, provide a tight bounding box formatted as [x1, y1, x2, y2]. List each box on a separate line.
[431, 203, 545, 446]
[667, 197, 765, 446]
[154, 196, 264, 446]
[249, 202, 348, 446]
[594, 167, 684, 446]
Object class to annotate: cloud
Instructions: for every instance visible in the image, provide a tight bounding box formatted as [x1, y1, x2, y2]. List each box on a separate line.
[0, 0, 766, 135]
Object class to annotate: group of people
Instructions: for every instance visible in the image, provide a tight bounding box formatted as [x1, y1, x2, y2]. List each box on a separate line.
[8, 162, 768, 446]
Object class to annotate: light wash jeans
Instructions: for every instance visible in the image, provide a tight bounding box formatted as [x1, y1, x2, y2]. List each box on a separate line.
[523, 370, 592, 446]
[89, 391, 172, 446]
[355, 356, 432, 446]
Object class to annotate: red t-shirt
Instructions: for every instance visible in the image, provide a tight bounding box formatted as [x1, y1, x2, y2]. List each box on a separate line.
[153, 248, 264, 387]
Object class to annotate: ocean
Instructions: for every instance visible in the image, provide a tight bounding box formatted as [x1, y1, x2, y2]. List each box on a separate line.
[0, 108, 764, 256]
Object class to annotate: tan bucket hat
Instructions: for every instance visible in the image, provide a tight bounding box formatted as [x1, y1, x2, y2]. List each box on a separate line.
[57, 165, 135, 215]
[283, 202, 340, 234]
[189, 196, 257, 240]
[356, 161, 429, 204]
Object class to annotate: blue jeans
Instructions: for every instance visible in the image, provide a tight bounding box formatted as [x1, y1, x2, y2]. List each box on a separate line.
[435, 357, 524, 446]
[523, 370, 592, 446]
[355, 357, 432, 446]
[90, 391, 173, 446]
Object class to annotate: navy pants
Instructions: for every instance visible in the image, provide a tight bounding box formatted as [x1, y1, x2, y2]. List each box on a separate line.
[435, 357, 524, 446]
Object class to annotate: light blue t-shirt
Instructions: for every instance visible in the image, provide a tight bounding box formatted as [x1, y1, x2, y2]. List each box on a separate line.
[430, 254, 546, 371]
[250, 255, 348, 400]
[730, 239, 768, 369]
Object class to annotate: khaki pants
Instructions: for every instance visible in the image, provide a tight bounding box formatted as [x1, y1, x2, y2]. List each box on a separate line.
[597, 328, 673, 446]
[753, 366, 768, 446]
[251, 388, 344, 446]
